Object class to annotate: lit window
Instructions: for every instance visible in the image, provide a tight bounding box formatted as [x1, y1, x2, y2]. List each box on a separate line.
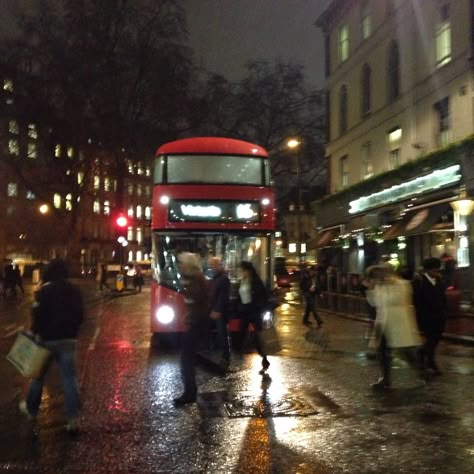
[136, 184, 142, 197]
[361, 1, 372, 40]
[128, 206, 134, 217]
[361, 142, 373, 180]
[128, 160, 134, 174]
[104, 177, 111, 191]
[77, 172, 84, 185]
[66, 194, 72, 211]
[93, 200, 100, 214]
[94, 175, 100, 190]
[388, 127, 402, 169]
[27, 143, 37, 159]
[340, 155, 349, 188]
[7, 182, 18, 197]
[338, 24, 349, 63]
[127, 226, 134, 241]
[55, 144, 62, 158]
[3, 79, 13, 92]
[103, 200, 110, 215]
[26, 190, 36, 200]
[145, 167, 151, 177]
[137, 162, 143, 175]
[136, 227, 142, 244]
[28, 123, 38, 139]
[8, 139, 19, 156]
[136, 205, 142, 218]
[435, 97, 451, 147]
[145, 186, 151, 197]
[128, 183, 134, 195]
[145, 206, 151, 219]
[436, 5, 451, 67]
[136, 250, 143, 261]
[67, 147, 74, 158]
[53, 193, 61, 209]
[113, 179, 117, 192]
[9, 120, 19, 134]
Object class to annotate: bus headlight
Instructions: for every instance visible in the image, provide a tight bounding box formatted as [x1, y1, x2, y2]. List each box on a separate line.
[156, 305, 175, 324]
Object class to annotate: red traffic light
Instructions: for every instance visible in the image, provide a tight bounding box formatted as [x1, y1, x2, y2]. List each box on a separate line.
[115, 215, 128, 228]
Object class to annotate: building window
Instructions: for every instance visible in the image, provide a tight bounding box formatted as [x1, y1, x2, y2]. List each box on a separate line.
[361, 1, 372, 40]
[340, 155, 349, 189]
[9, 120, 19, 134]
[26, 190, 36, 200]
[7, 182, 18, 197]
[104, 177, 111, 192]
[435, 97, 451, 147]
[77, 172, 84, 185]
[3, 79, 13, 92]
[339, 85, 348, 135]
[145, 167, 151, 177]
[436, 4, 451, 67]
[136, 184, 142, 197]
[361, 142, 373, 180]
[128, 160, 134, 174]
[136, 205, 142, 219]
[55, 144, 62, 158]
[53, 193, 61, 209]
[8, 139, 19, 156]
[93, 200, 100, 214]
[338, 24, 349, 63]
[66, 194, 72, 211]
[387, 41, 400, 102]
[27, 142, 38, 159]
[136, 227, 143, 245]
[387, 127, 402, 169]
[127, 226, 134, 241]
[28, 123, 38, 139]
[93, 175, 100, 190]
[137, 162, 143, 175]
[145, 186, 151, 197]
[145, 206, 151, 219]
[361, 64, 371, 117]
[67, 146, 74, 158]
[103, 200, 110, 216]
[128, 183, 134, 195]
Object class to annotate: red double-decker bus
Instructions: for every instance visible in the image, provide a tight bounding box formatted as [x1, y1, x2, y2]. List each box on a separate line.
[150, 137, 275, 337]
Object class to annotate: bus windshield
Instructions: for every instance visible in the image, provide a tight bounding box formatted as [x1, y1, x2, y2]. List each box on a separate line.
[154, 154, 270, 186]
[152, 232, 272, 291]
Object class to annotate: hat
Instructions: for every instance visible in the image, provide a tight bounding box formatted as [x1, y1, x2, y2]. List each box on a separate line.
[177, 252, 201, 271]
[423, 257, 441, 271]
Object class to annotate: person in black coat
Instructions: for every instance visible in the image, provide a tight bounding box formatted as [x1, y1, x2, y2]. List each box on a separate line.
[237, 260, 270, 375]
[412, 257, 448, 375]
[19, 258, 84, 433]
[208, 257, 231, 365]
[300, 266, 323, 327]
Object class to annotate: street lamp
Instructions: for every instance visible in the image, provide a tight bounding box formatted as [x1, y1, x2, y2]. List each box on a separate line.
[287, 138, 302, 269]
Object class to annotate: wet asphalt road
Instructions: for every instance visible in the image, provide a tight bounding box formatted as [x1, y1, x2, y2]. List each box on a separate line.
[0, 282, 473, 473]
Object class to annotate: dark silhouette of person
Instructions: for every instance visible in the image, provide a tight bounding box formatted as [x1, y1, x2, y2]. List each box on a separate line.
[300, 266, 323, 327]
[13, 265, 24, 294]
[3, 263, 16, 297]
[412, 257, 448, 376]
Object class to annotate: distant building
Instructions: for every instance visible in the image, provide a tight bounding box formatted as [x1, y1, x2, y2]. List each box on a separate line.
[315, 0, 474, 295]
[0, 66, 152, 275]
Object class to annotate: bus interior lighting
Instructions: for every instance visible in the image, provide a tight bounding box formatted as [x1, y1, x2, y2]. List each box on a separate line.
[160, 195, 170, 205]
[156, 305, 175, 324]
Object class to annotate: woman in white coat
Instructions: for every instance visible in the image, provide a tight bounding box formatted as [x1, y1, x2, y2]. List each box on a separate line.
[366, 264, 422, 389]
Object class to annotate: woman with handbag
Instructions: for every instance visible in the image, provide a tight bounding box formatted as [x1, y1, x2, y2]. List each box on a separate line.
[237, 261, 270, 375]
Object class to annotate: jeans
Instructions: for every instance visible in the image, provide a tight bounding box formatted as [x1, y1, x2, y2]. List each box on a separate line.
[26, 339, 80, 419]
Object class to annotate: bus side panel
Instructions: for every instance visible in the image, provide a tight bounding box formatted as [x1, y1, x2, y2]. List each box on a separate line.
[150, 281, 187, 333]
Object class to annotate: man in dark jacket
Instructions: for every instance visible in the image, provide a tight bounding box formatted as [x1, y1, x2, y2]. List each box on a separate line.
[412, 257, 448, 375]
[19, 258, 84, 433]
[208, 257, 231, 365]
[300, 266, 323, 327]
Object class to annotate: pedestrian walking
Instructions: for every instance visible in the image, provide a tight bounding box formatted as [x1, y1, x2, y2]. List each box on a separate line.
[366, 264, 422, 389]
[12, 264, 24, 295]
[132, 264, 144, 292]
[300, 266, 324, 327]
[19, 258, 84, 433]
[174, 252, 209, 405]
[237, 261, 271, 375]
[208, 257, 231, 367]
[3, 263, 16, 297]
[96, 263, 110, 293]
[412, 257, 448, 376]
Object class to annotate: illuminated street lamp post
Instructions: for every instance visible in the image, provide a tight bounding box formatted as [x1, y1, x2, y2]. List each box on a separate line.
[287, 138, 302, 270]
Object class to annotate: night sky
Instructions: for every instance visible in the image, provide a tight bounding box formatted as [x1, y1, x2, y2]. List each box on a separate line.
[2, 0, 327, 88]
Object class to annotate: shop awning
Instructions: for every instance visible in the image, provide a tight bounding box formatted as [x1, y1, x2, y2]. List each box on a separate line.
[307, 229, 339, 249]
[382, 204, 452, 240]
